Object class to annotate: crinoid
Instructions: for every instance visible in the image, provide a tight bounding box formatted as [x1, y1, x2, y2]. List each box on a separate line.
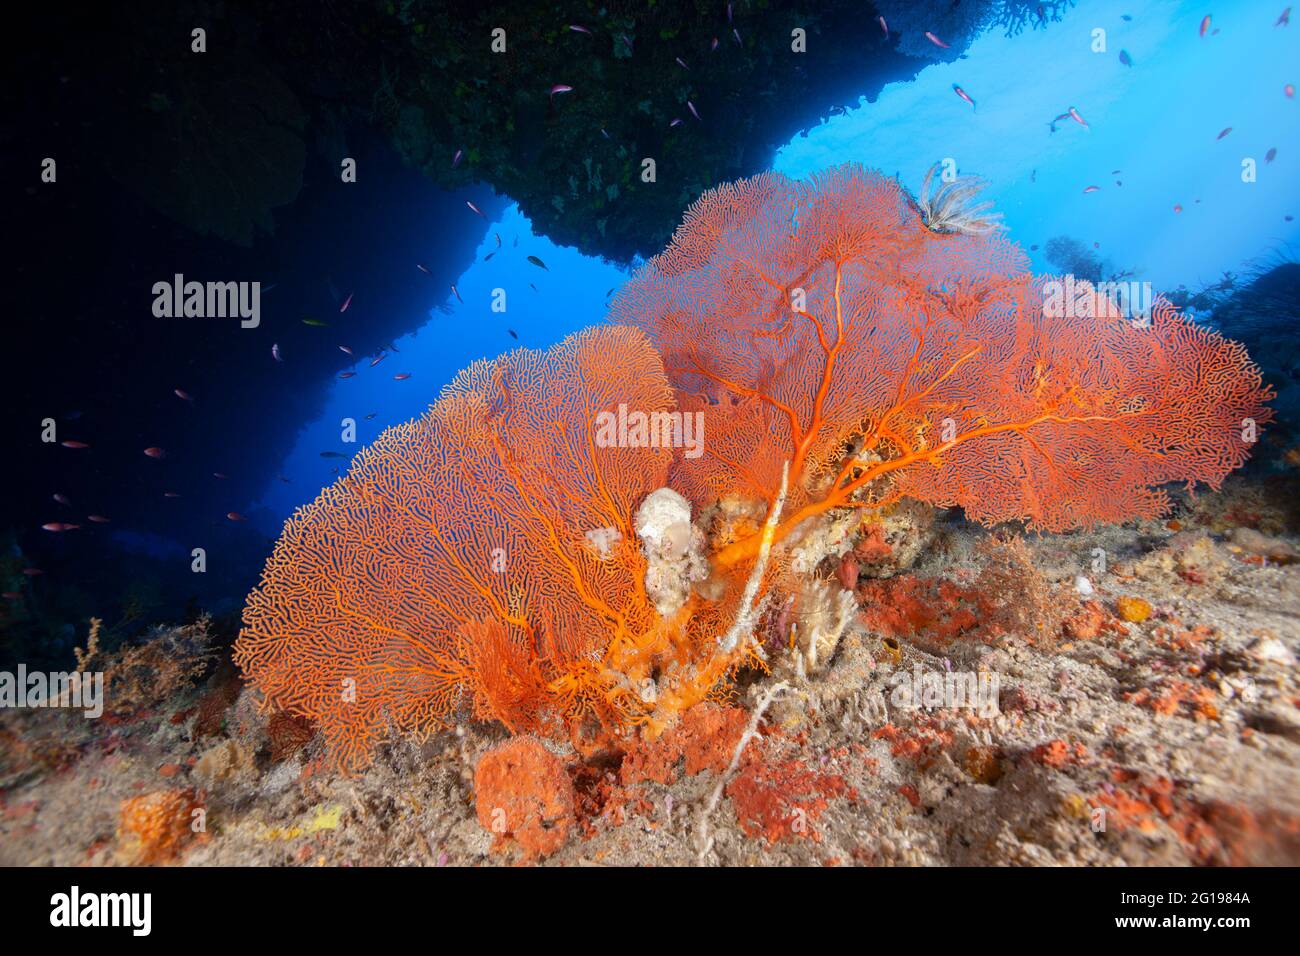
[912, 162, 1003, 235]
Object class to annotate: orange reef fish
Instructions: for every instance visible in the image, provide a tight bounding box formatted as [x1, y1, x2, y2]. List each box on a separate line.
[144, 447, 166, 459]
[549, 84, 573, 102]
[227, 512, 247, 522]
[340, 293, 353, 312]
[466, 200, 486, 218]
[1199, 14, 1211, 37]
[393, 373, 412, 381]
[878, 15, 888, 37]
[1083, 185, 1100, 193]
[60, 440, 89, 449]
[272, 343, 283, 362]
[53, 493, 72, 506]
[952, 84, 976, 109]
[42, 522, 79, 532]
[925, 31, 949, 48]
[87, 515, 111, 523]
[1068, 106, 1089, 129]
[452, 149, 463, 168]
[174, 388, 194, 402]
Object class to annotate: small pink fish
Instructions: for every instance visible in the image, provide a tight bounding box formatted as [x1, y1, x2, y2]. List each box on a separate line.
[1287, 84, 1296, 97]
[42, 522, 79, 532]
[339, 345, 354, 355]
[21, 568, 44, 576]
[1266, 147, 1277, 163]
[1173, 203, 1183, 213]
[1068, 106, 1089, 129]
[1216, 126, 1232, 139]
[925, 31, 949, 49]
[338, 371, 356, 379]
[226, 512, 247, 522]
[670, 117, 683, 128]
[451, 284, 464, 303]
[1199, 14, 1210, 37]
[213, 472, 228, 479]
[370, 354, 387, 368]
[1278, 7, 1292, 27]
[417, 263, 432, 275]
[466, 200, 486, 218]
[549, 84, 574, 102]
[687, 100, 702, 122]
[340, 292, 353, 312]
[676, 57, 689, 70]
[53, 493, 72, 506]
[164, 491, 181, 498]
[952, 84, 976, 110]
[452, 149, 463, 169]
[711, 36, 719, 51]
[174, 388, 194, 402]
[272, 343, 283, 362]
[569, 24, 591, 35]
[1083, 185, 1100, 193]
[878, 15, 888, 37]
[393, 373, 412, 381]
[727, 2, 733, 23]
[60, 440, 89, 449]
[144, 447, 166, 459]
[2, 593, 21, 600]
[732, 27, 742, 45]
[87, 515, 111, 523]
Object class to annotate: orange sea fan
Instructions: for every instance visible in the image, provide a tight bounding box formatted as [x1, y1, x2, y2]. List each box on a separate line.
[608, 162, 1273, 561]
[234, 326, 677, 770]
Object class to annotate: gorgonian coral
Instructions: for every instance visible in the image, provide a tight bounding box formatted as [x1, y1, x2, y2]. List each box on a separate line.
[235, 326, 761, 771]
[607, 162, 1273, 566]
[239, 164, 1272, 771]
